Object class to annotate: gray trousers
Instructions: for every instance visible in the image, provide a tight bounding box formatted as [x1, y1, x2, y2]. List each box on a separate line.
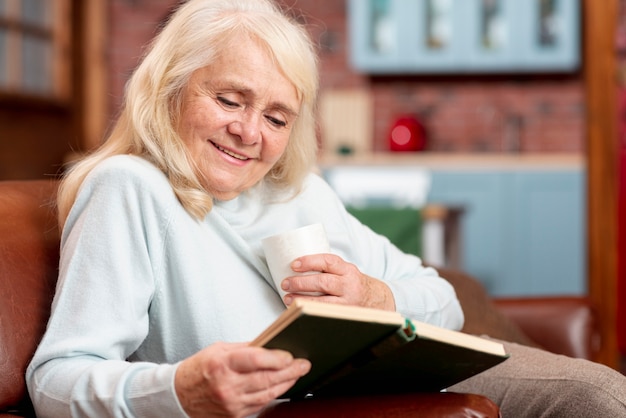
[448, 340, 626, 417]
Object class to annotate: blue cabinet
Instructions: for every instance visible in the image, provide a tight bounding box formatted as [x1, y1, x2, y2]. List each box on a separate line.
[348, 0, 581, 73]
[322, 159, 586, 298]
[428, 169, 586, 297]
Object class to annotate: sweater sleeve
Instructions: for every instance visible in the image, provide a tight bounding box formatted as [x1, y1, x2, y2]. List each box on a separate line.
[26, 157, 189, 417]
[344, 214, 464, 330]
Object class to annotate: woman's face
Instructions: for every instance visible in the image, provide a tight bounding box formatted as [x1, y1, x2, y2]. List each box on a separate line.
[177, 36, 300, 201]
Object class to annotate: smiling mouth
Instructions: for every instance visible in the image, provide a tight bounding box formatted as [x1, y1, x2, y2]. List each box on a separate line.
[212, 142, 249, 161]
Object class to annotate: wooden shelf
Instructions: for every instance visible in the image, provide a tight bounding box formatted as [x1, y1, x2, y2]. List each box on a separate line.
[319, 152, 585, 171]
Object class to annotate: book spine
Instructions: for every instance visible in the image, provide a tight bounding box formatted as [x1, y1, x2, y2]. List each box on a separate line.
[367, 322, 415, 358]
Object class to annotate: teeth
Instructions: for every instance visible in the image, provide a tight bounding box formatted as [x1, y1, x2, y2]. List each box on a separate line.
[215, 144, 248, 160]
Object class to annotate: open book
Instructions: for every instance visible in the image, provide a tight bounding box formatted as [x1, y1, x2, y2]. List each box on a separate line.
[252, 299, 508, 399]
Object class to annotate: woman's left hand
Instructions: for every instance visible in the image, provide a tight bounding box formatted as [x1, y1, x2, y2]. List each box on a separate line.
[280, 253, 396, 311]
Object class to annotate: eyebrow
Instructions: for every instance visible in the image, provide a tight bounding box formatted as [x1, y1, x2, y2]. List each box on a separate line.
[271, 102, 300, 119]
[221, 81, 300, 118]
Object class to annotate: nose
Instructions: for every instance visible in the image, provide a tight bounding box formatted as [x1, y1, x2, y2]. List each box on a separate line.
[228, 109, 261, 145]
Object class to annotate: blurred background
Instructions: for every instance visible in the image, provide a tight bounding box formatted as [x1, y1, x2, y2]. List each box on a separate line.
[0, 0, 623, 371]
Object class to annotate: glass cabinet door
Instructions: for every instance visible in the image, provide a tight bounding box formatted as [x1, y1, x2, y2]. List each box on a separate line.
[466, 0, 522, 70]
[0, 0, 69, 99]
[404, 0, 467, 71]
[348, 0, 404, 71]
[368, 0, 394, 54]
[520, 0, 580, 70]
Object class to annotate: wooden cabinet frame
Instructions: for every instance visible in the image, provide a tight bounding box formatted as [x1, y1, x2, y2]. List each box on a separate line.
[80, 0, 107, 151]
[585, 0, 620, 368]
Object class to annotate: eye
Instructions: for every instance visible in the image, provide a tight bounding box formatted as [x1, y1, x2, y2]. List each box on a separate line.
[217, 96, 239, 108]
[265, 115, 287, 127]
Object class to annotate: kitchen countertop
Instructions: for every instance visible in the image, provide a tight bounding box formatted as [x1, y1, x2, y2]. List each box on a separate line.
[318, 152, 585, 171]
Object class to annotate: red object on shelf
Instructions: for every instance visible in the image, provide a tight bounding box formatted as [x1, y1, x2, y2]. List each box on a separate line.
[388, 115, 426, 152]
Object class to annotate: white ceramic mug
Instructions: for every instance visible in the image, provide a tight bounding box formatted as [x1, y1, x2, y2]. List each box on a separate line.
[262, 223, 330, 300]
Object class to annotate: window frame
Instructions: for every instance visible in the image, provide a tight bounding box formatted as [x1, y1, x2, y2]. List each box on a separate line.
[0, 0, 71, 103]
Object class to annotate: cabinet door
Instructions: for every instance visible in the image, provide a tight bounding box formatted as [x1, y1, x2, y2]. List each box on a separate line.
[466, 0, 524, 71]
[428, 172, 510, 293]
[428, 169, 585, 297]
[519, 0, 581, 71]
[509, 171, 586, 295]
[348, 0, 469, 73]
[404, 0, 468, 71]
[347, 0, 406, 72]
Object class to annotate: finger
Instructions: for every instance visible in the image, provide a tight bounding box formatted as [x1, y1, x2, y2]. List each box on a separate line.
[234, 375, 302, 418]
[287, 254, 357, 296]
[239, 377, 301, 413]
[240, 359, 310, 397]
[206, 355, 309, 414]
[291, 253, 348, 275]
[228, 347, 296, 373]
[284, 273, 339, 297]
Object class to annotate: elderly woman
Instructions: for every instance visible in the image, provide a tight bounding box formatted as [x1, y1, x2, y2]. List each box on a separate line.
[27, 0, 626, 417]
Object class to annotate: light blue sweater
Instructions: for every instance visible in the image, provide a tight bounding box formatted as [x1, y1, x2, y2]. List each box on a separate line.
[26, 155, 463, 417]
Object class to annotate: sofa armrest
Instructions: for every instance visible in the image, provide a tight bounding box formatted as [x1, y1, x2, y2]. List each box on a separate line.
[0, 181, 59, 413]
[435, 267, 540, 347]
[493, 297, 600, 361]
[0, 412, 34, 418]
[258, 392, 500, 418]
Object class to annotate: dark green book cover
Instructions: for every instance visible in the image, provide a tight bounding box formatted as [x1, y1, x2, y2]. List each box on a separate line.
[251, 300, 508, 399]
[311, 327, 509, 397]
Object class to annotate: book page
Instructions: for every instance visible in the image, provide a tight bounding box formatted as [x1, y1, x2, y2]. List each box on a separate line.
[412, 320, 506, 356]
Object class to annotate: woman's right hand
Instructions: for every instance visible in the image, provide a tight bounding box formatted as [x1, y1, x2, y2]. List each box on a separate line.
[174, 342, 310, 418]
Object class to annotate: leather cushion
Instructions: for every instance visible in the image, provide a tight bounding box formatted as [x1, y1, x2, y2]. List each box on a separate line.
[258, 392, 500, 418]
[494, 297, 598, 360]
[0, 180, 59, 411]
[436, 267, 540, 348]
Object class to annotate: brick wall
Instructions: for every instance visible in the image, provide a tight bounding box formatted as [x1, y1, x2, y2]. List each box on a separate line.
[107, 0, 175, 119]
[107, 0, 585, 154]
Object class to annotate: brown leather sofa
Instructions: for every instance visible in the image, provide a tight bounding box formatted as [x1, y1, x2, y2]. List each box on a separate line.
[0, 180, 600, 417]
